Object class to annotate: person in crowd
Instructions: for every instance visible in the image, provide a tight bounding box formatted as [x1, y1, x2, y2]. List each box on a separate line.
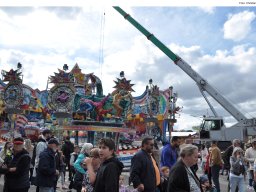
[119, 175, 130, 192]
[74, 143, 93, 175]
[204, 147, 212, 186]
[35, 129, 52, 168]
[222, 139, 241, 191]
[167, 144, 202, 192]
[24, 138, 34, 181]
[81, 148, 101, 192]
[210, 141, 222, 192]
[0, 137, 31, 192]
[160, 136, 181, 170]
[34, 130, 52, 192]
[200, 144, 208, 171]
[0, 141, 12, 167]
[130, 137, 160, 192]
[73, 161, 87, 192]
[68, 145, 80, 191]
[93, 138, 124, 192]
[61, 136, 74, 181]
[199, 175, 217, 192]
[160, 166, 169, 192]
[245, 138, 256, 191]
[55, 148, 66, 191]
[229, 147, 246, 192]
[36, 138, 59, 192]
[72, 143, 93, 192]
[253, 157, 256, 192]
[222, 139, 241, 175]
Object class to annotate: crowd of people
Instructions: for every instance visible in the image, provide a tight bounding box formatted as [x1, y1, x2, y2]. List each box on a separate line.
[1, 131, 256, 192]
[129, 136, 256, 192]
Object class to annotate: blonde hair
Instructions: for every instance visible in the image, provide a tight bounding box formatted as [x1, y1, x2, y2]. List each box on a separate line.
[24, 139, 33, 151]
[160, 166, 169, 173]
[89, 148, 100, 158]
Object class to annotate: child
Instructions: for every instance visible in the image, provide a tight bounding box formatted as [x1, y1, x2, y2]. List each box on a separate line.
[93, 138, 124, 192]
[160, 166, 169, 192]
[119, 175, 130, 192]
[200, 175, 217, 192]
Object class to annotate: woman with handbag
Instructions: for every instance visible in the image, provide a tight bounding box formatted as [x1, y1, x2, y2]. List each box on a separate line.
[229, 147, 246, 192]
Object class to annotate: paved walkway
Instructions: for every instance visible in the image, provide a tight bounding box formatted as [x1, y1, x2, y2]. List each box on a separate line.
[0, 170, 235, 192]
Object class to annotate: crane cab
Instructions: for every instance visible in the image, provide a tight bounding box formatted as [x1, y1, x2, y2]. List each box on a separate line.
[199, 117, 225, 139]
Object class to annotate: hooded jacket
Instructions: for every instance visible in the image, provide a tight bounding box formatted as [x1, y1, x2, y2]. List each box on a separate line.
[62, 140, 74, 159]
[35, 137, 47, 168]
[93, 157, 124, 192]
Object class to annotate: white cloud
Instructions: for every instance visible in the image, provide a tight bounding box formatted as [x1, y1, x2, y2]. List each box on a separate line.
[174, 113, 202, 130]
[200, 44, 256, 73]
[0, 49, 73, 90]
[198, 7, 215, 14]
[223, 11, 256, 41]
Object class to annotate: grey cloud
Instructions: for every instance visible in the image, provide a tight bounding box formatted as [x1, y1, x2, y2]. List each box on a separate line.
[125, 46, 256, 122]
[0, 7, 34, 16]
[42, 7, 83, 20]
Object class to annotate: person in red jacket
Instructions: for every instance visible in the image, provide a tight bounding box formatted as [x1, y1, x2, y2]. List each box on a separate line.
[204, 147, 212, 186]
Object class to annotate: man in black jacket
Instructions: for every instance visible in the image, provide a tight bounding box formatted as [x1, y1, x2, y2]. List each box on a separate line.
[167, 144, 203, 192]
[93, 138, 124, 192]
[62, 136, 74, 181]
[130, 137, 161, 192]
[37, 138, 60, 192]
[0, 137, 31, 192]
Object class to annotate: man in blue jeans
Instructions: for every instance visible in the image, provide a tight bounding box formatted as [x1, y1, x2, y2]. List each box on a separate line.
[210, 141, 222, 192]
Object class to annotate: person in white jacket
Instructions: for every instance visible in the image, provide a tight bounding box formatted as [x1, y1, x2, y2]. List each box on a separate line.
[200, 144, 208, 171]
[245, 138, 256, 191]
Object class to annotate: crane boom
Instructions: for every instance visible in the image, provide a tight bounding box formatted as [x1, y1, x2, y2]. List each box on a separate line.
[113, 6, 247, 122]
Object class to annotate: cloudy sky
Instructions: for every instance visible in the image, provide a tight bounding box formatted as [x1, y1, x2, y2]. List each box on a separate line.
[0, 6, 256, 130]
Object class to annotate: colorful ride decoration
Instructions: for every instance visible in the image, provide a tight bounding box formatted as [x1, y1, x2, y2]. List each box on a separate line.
[71, 64, 103, 97]
[146, 79, 160, 117]
[48, 68, 75, 113]
[0, 98, 5, 115]
[112, 71, 134, 118]
[0, 63, 51, 141]
[2, 68, 24, 110]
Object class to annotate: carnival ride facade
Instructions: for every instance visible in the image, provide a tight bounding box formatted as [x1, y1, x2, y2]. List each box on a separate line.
[0, 63, 180, 155]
